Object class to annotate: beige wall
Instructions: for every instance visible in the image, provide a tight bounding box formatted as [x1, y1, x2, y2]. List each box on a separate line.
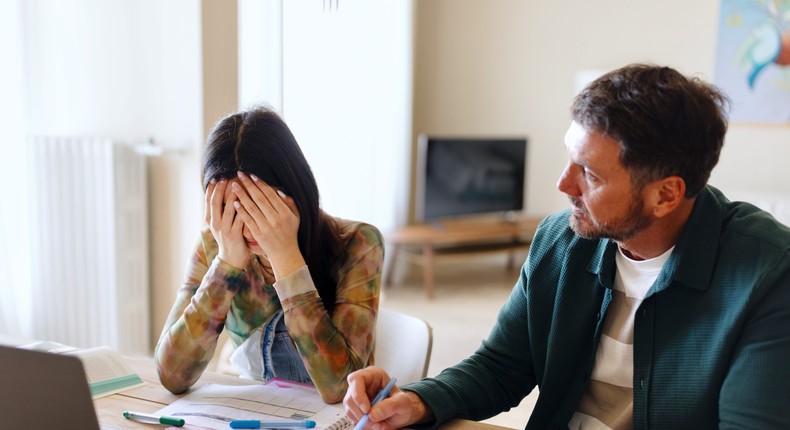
[149, 0, 239, 350]
[413, 0, 790, 219]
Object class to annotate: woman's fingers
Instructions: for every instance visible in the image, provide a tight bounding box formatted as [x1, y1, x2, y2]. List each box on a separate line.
[209, 179, 228, 229]
[221, 190, 237, 232]
[232, 201, 256, 234]
[204, 178, 216, 225]
[231, 181, 265, 229]
[279, 192, 300, 219]
[232, 173, 296, 227]
[236, 172, 272, 220]
[230, 201, 245, 236]
[237, 172, 290, 219]
[221, 177, 238, 229]
[207, 178, 250, 268]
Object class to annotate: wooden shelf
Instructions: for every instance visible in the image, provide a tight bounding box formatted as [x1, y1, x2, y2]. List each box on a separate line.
[384, 217, 542, 298]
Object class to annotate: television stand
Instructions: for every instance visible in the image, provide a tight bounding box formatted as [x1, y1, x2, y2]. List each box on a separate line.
[384, 217, 542, 298]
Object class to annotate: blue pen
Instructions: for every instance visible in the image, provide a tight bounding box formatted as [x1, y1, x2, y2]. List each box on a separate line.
[353, 377, 398, 430]
[229, 419, 317, 429]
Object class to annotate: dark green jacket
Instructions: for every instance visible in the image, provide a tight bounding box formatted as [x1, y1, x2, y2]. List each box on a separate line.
[405, 186, 790, 429]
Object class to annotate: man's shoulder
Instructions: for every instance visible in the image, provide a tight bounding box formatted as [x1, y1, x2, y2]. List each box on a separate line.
[701, 187, 790, 282]
[720, 197, 790, 252]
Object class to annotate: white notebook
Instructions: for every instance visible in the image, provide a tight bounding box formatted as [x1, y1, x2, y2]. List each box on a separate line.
[155, 379, 352, 430]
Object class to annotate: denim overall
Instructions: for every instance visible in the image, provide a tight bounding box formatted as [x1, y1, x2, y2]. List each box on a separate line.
[229, 309, 313, 384]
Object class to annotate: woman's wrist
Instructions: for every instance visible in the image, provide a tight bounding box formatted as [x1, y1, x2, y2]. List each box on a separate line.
[217, 250, 248, 270]
[207, 256, 249, 294]
[214, 256, 247, 274]
[268, 247, 307, 280]
[271, 265, 313, 302]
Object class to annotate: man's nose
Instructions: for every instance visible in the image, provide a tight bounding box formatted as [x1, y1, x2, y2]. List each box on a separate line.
[556, 163, 579, 197]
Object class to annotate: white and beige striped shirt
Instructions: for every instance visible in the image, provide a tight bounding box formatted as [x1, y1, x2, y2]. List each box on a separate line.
[569, 246, 673, 430]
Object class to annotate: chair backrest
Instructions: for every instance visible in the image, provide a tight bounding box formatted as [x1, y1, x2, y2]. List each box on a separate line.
[374, 309, 433, 385]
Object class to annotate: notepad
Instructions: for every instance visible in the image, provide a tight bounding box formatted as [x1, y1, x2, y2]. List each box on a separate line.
[154, 379, 352, 430]
[67, 346, 146, 398]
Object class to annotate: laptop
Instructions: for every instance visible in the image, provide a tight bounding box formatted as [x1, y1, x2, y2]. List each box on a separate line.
[0, 344, 101, 429]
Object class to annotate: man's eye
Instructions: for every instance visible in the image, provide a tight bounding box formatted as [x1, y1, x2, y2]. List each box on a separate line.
[582, 167, 598, 182]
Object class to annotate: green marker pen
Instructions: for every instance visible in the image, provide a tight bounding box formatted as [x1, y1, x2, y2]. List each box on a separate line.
[123, 410, 185, 427]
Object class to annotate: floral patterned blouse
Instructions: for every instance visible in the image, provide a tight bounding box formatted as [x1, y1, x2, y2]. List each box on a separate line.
[155, 218, 383, 403]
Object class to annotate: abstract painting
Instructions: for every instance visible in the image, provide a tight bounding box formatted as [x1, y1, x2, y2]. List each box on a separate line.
[714, 0, 790, 124]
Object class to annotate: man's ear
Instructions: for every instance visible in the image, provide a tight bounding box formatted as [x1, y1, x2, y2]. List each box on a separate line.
[646, 176, 686, 218]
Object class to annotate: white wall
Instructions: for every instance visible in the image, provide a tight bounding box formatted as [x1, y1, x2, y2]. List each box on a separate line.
[413, 0, 790, 219]
[0, 0, 30, 336]
[21, 0, 204, 350]
[23, 1, 202, 143]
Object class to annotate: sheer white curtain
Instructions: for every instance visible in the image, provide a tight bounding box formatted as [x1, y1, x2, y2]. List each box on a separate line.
[280, 1, 412, 234]
[0, 0, 31, 338]
[238, 0, 412, 237]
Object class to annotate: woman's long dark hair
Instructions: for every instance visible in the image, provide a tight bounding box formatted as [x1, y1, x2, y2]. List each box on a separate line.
[201, 106, 345, 314]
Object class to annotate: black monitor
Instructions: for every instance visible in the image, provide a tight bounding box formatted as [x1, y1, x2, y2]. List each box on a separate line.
[415, 135, 527, 223]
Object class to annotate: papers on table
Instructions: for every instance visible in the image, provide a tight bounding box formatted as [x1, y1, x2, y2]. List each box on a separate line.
[154, 379, 351, 430]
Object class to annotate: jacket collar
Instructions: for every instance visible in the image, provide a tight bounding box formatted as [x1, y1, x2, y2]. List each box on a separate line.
[663, 185, 723, 292]
[587, 185, 724, 293]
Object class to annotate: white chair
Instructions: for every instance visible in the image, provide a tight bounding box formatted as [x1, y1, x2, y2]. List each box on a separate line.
[374, 309, 433, 385]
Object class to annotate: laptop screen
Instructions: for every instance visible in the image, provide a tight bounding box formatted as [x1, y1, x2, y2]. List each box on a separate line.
[0, 345, 101, 429]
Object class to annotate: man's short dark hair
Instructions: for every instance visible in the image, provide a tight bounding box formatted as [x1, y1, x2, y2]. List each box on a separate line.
[571, 64, 731, 197]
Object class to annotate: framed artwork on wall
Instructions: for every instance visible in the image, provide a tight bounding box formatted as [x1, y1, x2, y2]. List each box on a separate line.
[714, 0, 790, 124]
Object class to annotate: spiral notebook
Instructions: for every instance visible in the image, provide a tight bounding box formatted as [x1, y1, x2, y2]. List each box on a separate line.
[154, 378, 352, 430]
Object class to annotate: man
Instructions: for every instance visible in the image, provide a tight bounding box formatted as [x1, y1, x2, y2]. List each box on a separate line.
[343, 64, 790, 430]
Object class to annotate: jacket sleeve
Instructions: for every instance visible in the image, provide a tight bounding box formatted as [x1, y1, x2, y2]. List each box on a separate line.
[154, 234, 248, 394]
[403, 265, 538, 426]
[277, 223, 383, 404]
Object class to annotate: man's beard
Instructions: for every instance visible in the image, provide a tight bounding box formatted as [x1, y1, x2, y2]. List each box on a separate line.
[569, 194, 654, 242]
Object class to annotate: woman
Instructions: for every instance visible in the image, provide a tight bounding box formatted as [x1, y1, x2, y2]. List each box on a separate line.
[155, 106, 383, 403]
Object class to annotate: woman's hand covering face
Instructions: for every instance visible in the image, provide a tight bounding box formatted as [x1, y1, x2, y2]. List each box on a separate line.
[205, 178, 250, 269]
[231, 171, 305, 279]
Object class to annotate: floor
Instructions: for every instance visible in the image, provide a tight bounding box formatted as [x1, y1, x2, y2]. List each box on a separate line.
[380, 251, 538, 429]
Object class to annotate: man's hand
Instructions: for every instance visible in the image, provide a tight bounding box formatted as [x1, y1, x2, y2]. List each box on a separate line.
[343, 367, 433, 430]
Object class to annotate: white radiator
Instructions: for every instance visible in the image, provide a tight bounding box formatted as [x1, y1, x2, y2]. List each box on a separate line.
[27, 137, 150, 355]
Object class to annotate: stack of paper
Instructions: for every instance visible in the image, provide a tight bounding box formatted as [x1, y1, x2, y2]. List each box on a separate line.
[154, 379, 351, 430]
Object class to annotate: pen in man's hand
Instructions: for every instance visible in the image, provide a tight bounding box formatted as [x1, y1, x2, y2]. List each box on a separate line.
[230, 419, 317, 429]
[123, 410, 185, 427]
[353, 377, 398, 430]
